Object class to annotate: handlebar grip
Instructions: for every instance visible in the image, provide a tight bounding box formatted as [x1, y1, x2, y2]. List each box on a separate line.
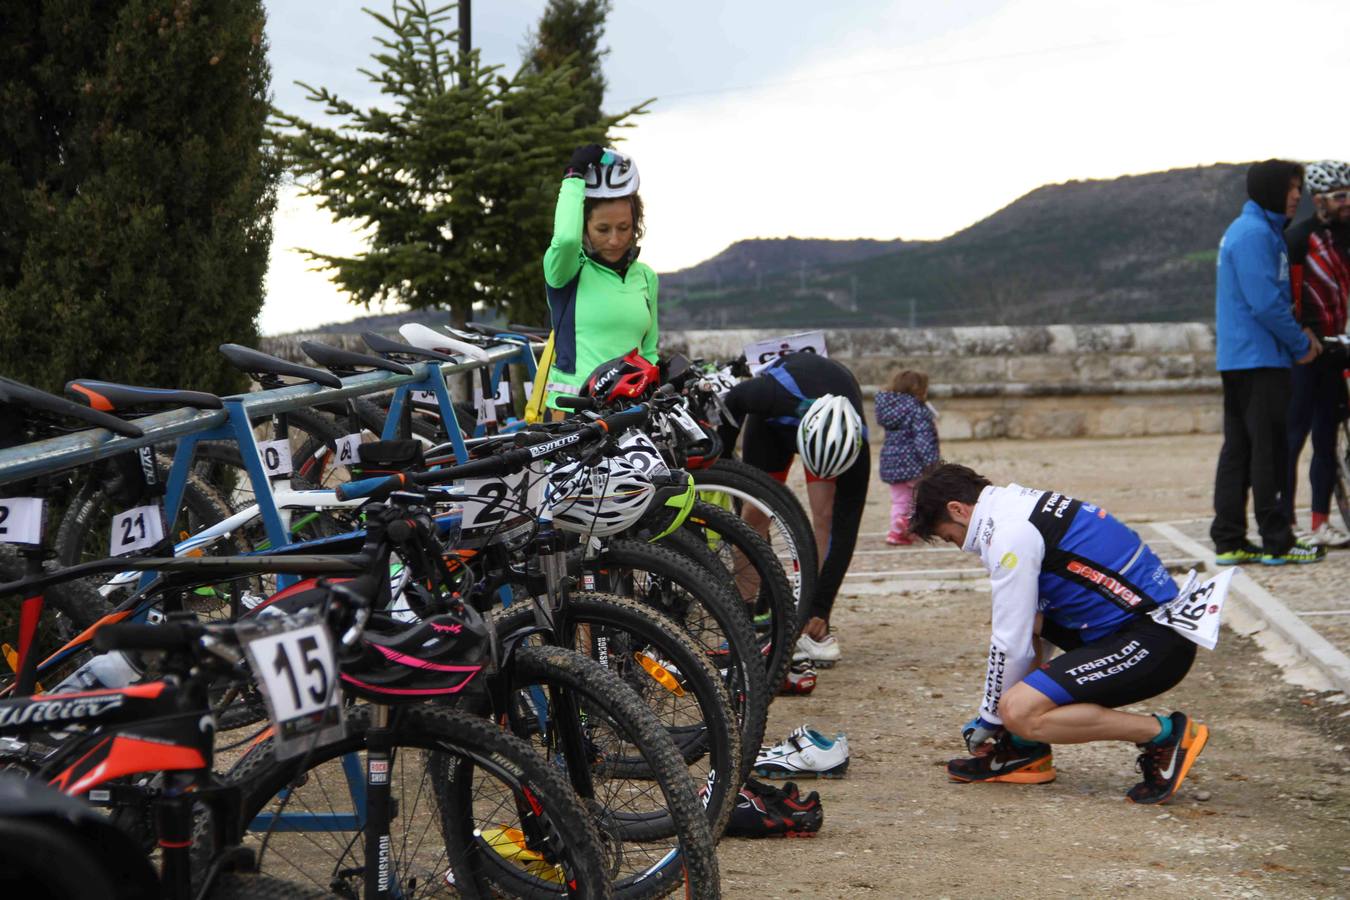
[553, 394, 595, 411]
[335, 473, 408, 502]
[93, 622, 201, 653]
[601, 404, 650, 434]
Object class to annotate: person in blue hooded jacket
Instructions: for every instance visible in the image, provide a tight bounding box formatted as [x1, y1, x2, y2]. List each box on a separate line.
[1211, 159, 1324, 566]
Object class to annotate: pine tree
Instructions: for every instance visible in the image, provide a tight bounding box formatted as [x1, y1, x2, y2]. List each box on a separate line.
[273, 0, 644, 327]
[524, 0, 613, 130]
[0, 0, 279, 395]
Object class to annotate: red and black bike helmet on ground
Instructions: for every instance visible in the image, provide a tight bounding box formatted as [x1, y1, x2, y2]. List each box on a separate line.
[583, 349, 659, 407]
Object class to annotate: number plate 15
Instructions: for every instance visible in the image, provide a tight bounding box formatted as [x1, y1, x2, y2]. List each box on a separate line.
[242, 622, 344, 759]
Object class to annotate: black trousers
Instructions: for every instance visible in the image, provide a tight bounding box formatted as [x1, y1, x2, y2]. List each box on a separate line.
[1211, 368, 1296, 553]
[1285, 357, 1348, 520]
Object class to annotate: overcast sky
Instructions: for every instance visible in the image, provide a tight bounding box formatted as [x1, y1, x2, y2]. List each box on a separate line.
[261, 0, 1350, 334]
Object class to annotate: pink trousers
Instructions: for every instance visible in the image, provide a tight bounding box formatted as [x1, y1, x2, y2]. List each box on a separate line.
[889, 480, 915, 535]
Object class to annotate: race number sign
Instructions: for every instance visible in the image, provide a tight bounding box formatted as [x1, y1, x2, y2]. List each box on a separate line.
[457, 468, 528, 531]
[475, 381, 512, 426]
[618, 430, 670, 478]
[410, 390, 438, 404]
[258, 439, 294, 478]
[109, 504, 166, 556]
[241, 618, 344, 759]
[334, 434, 363, 468]
[743, 331, 828, 374]
[1149, 567, 1235, 650]
[0, 497, 45, 547]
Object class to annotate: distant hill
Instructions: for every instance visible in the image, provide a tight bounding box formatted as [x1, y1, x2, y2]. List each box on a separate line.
[661, 237, 912, 290]
[284, 163, 1277, 335]
[661, 163, 1270, 329]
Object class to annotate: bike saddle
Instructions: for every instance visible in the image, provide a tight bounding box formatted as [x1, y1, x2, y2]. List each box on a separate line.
[0, 376, 143, 437]
[362, 331, 453, 363]
[218, 343, 342, 389]
[399, 324, 490, 362]
[300, 340, 413, 378]
[66, 379, 222, 414]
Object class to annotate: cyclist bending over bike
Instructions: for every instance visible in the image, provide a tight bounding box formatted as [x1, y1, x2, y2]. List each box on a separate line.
[720, 352, 869, 664]
[910, 463, 1209, 805]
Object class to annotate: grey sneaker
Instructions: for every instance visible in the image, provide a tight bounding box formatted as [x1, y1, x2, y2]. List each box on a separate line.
[1260, 540, 1326, 566]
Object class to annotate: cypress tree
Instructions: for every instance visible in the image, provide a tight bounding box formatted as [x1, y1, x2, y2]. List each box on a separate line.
[524, 0, 613, 130]
[273, 0, 645, 328]
[0, 0, 279, 395]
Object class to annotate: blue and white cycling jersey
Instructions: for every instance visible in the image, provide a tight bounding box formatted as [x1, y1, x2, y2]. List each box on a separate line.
[961, 484, 1179, 724]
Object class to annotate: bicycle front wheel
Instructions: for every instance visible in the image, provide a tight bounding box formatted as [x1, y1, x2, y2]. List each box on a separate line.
[226, 704, 611, 899]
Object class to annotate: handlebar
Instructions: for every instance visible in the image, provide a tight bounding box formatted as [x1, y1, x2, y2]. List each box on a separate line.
[335, 405, 651, 501]
[553, 394, 596, 411]
[94, 621, 202, 653]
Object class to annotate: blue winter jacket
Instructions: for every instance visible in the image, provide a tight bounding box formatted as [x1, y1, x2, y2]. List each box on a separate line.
[1215, 200, 1311, 371]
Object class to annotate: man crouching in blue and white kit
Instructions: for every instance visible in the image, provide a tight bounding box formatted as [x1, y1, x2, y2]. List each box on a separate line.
[909, 463, 1210, 805]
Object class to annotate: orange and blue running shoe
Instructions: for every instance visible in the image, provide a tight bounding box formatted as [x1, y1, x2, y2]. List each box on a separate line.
[946, 733, 1056, 785]
[1126, 711, 1209, 804]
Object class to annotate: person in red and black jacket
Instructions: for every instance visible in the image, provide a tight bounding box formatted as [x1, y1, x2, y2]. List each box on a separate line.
[1285, 160, 1350, 546]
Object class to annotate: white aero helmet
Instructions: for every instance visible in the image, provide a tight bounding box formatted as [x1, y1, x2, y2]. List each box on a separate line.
[796, 394, 863, 480]
[545, 452, 655, 537]
[585, 148, 640, 199]
[1305, 160, 1350, 195]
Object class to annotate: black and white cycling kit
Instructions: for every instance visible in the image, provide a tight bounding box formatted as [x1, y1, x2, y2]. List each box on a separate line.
[962, 484, 1195, 723]
[720, 353, 869, 624]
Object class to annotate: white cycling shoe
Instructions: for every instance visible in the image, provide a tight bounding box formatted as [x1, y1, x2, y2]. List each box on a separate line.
[793, 633, 841, 668]
[1301, 522, 1350, 548]
[754, 725, 850, 779]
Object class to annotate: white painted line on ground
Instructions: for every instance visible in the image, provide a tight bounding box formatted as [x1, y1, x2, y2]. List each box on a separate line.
[1150, 521, 1350, 695]
[1297, 610, 1350, 617]
[845, 567, 988, 580]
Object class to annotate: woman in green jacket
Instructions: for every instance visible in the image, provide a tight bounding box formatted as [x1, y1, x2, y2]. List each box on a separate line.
[542, 144, 659, 409]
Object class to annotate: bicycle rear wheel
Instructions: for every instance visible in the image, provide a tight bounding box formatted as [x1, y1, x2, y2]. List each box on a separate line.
[1335, 419, 1350, 532]
[680, 500, 798, 696]
[692, 458, 818, 621]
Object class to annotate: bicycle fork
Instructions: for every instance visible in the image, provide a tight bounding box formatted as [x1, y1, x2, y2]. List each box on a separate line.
[363, 703, 396, 900]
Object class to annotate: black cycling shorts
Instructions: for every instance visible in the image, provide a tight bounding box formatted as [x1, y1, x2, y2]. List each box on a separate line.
[1023, 617, 1196, 709]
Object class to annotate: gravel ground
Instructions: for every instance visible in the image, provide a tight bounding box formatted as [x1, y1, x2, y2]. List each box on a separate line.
[720, 433, 1350, 898]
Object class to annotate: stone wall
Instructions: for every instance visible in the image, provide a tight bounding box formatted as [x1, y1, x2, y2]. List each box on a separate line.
[659, 323, 1222, 440]
[264, 322, 1224, 440]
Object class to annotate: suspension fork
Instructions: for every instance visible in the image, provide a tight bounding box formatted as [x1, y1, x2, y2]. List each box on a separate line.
[533, 525, 596, 801]
[363, 703, 396, 900]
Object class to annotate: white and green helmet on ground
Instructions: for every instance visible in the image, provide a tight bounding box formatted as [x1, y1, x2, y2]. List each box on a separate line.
[796, 394, 863, 480]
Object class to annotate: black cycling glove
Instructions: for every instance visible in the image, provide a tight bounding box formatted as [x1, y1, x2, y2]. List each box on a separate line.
[565, 144, 605, 179]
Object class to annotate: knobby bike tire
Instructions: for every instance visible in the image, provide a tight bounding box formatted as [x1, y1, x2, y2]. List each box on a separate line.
[503, 645, 720, 900]
[1336, 420, 1350, 533]
[53, 461, 252, 614]
[0, 546, 106, 693]
[576, 540, 769, 785]
[225, 704, 611, 900]
[691, 458, 819, 621]
[493, 592, 741, 840]
[682, 500, 798, 697]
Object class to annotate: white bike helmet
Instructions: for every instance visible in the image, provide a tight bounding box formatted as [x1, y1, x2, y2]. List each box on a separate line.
[545, 453, 655, 536]
[584, 148, 640, 199]
[1305, 160, 1350, 195]
[796, 394, 863, 480]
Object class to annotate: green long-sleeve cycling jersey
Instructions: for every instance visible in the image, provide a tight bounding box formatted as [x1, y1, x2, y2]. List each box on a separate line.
[542, 178, 658, 408]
